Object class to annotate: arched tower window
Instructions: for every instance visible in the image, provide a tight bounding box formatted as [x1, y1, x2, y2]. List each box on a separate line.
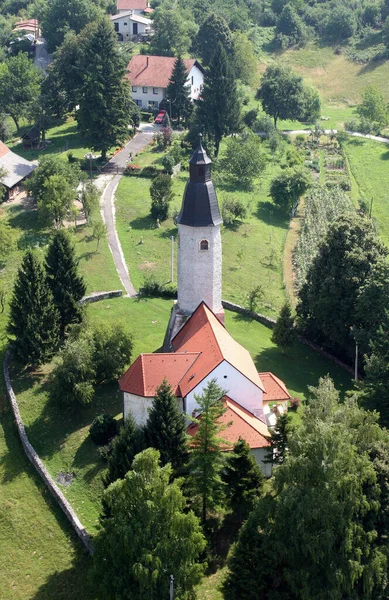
[200, 239, 209, 251]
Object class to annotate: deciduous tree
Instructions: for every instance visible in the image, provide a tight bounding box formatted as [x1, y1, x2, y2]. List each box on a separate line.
[219, 132, 267, 186]
[256, 64, 305, 128]
[93, 324, 132, 383]
[36, 0, 100, 51]
[92, 448, 206, 600]
[8, 250, 60, 364]
[270, 167, 311, 215]
[357, 85, 388, 129]
[151, 6, 198, 56]
[29, 155, 81, 204]
[150, 173, 174, 220]
[37, 174, 74, 228]
[0, 53, 41, 132]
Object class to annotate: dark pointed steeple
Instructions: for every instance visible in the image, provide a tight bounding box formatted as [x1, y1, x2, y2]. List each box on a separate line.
[177, 136, 222, 227]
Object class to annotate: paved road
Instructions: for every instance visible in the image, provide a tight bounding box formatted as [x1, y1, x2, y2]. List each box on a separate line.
[275, 128, 389, 144]
[99, 132, 154, 297]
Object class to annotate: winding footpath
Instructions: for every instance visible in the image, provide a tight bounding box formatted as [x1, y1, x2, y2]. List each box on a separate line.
[97, 129, 154, 297]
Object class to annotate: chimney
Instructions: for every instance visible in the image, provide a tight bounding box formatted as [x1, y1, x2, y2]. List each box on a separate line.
[146, 56, 149, 67]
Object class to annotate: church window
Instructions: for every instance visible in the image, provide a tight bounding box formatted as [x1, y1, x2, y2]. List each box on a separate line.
[200, 239, 209, 251]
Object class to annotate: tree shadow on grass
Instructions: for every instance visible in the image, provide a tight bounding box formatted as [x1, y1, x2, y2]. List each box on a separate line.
[159, 225, 178, 238]
[358, 57, 387, 76]
[0, 408, 29, 483]
[345, 137, 365, 146]
[31, 548, 93, 600]
[6, 204, 51, 250]
[130, 214, 154, 230]
[77, 251, 97, 262]
[380, 150, 389, 160]
[256, 200, 289, 228]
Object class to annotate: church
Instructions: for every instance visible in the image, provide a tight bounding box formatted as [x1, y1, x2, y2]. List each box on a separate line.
[119, 139, 290, 475]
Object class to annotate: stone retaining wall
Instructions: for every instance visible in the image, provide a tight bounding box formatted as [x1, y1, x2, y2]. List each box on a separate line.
[80, 290, 123, 304]
[222, 300, 354, 375]
[3, 350, 94, 555]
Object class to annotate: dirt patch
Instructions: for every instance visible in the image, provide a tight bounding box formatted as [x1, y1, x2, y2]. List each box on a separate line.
[283, 198, 305, 307]
[139, 261, 156, 271]
[56, 472, 75, 487]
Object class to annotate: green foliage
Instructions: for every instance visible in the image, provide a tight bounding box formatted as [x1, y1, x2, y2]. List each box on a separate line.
[151, 6, 198, 56]
[224, 376, 389, 600]
[93, 324, 132, 383]
[247, 285, 264, 312]
[92, 448, 206, 600]
[50, 331, 96, 405]
[187, 379, 227, 524]
[232, 31, 258, 86]
[8, 250, 60, 364]
[357, 85, 389, 129]
[79, 181, 99, 222]
[29, 155, 81, 204]
[90, 414, 119, 446]
[194, 12, 234, 67]
[92, 220, 107, 251]
[270, 167, 311, 215]
[355, 310, 389, 428]
[219, 132, 267, 186]
[294, 184, 353, 289]
[76, 18, 137, 159]
[37, 174, 75, 228]
[323, 5, 356, 43]
[46, 229, 86, 335]
[195, 43, 241, 156]
[36, 0, 101, 52]
[264, 412, 291, 465]
[150, 173, 174, 221]
[223, 437, 264, 521]
[383, 16, 389, 48]
[105, 413, 147, 485]
[0, 218, 15, 257]
[165, 56, 192, 124]
[271, 302, 296, 351]
[276, 3, 308, 48]
[300, 86, 321, 123]
[0, 53, 41, 132]
[222, 196, 247, 225]
[145, 379, 188, 470]
[297, 213, 389, 363]
[256, 64, 306, 128]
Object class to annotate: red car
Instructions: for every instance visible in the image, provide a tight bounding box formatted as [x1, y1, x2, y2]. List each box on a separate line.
[154, 110, 166, 124]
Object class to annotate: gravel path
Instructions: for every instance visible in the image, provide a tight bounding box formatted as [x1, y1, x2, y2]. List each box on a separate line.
[97, 131, 154, 297]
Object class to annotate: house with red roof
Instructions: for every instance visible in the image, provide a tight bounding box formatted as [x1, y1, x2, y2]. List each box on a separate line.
[117, 0, 150, 14]
[126, 55, 204, 110]
[110, 11, 152, 42]
[119, 139, 290, 475]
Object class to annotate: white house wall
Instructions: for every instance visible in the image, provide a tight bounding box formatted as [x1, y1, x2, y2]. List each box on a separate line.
[188, 65, 203, 100]
[131, 86, 164, 109]
[250, 448, 272, 478]
[113, 16, 149, 41]
[185, 360, 264, 418]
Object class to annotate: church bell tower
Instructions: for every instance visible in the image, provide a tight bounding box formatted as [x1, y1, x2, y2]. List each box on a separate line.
[176, 137, 224, 322]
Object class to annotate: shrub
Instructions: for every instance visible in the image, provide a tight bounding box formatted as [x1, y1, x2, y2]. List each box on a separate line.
[222, 197, 247, 225]
[154, 127, 173, 150]
[150, 174, 174, 221]
[139, 276, 177, 298]
[93, 325, 133, 383]
[219, 132, 267, 186]
[139, 165, 160, 178]
[243, 109, 259, 129]
[90, 414, 119, 446]
[161, 154, 176, 174]
[124, 164, 142, 176]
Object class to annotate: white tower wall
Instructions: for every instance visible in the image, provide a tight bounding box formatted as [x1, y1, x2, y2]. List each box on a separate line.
[177, 223, 222, 315]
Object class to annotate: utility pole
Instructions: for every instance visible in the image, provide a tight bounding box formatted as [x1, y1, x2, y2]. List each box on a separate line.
[169, 575, 174, 600]
[171, 236, 174, 282]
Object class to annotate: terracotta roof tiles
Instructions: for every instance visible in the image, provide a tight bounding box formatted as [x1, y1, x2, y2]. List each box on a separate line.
[126, 55, 197, 89]
[260, 372, 291, 402]
[118, 0, 148, 10]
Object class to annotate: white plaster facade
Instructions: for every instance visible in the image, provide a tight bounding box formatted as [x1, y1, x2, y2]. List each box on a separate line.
[185, 361, 264, 419]
[251, 448, 272, 478]
[177, 223, 222, 316]
[130, 64, 203, 110]
[124, 392, 184, 426]
[111, 12, 151, 41]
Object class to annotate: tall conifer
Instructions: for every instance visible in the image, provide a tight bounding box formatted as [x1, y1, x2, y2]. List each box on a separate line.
[166, 56, 192, 125]
[8, 250, 60, 364]
[196, 42, 241, 156]
[46, 230, 86, 335]
[223, 437, 264, 521]
[146, 379, 188, 470]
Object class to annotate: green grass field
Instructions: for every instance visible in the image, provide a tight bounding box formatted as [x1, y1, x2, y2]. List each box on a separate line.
[342, 138, 389, 246]
[115, 142, 289, 316]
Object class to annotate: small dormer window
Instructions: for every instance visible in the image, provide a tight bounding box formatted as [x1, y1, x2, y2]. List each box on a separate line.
[200, 240, 209, 251]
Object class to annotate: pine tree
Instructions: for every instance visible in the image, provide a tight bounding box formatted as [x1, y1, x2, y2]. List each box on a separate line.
[46, 230, 86, 335]
[187, 379, 228, 524]
[194, 13, 234, 67]
[105, 413, 147, 485]
[223, 437, 264, 521]
[265, 413, 291, 465]
[8, 250, 60, 364]
[76, 18, 137, 159]
[271, 302, 296, 353]
[195, 42, 241, 156]
[166, 56, 192, 125]
[145, 379, 188, 470]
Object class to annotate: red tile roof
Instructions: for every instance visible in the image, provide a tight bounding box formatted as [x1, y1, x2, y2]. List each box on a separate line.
[173, 303, 265, 396]
[187, 396, 270, 450]
[0, 141, 10, 159]
[260, 372, 291, 403]
[118, 0, 148, 9]
[126, 55, 198, 89]
[119, 352, 200, 397]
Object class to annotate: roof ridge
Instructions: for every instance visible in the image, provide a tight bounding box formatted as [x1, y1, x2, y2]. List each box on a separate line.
[226, 398, 269, 435]
[140, 355, 146, 396]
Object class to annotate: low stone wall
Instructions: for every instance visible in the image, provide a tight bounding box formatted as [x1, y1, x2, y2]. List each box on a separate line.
[80, 290, 123, 304]
[3, 350, 93, 555]
[222, 300, 354, 375]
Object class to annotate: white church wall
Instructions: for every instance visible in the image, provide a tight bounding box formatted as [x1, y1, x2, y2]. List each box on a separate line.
[185, 360, 264, 418]
[251, 448, 272, 478]
[177, 223, 222, 315]
[123, 392, 153, 426]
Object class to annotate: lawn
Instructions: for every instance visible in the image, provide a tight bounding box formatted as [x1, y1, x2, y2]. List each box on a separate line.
[115, 141, 289, 316]
[342, 138, 389, 246]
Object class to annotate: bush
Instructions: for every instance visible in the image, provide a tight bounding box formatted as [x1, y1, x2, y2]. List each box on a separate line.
[161, 154, 176, 174]
[219, 133, 267, 186]
[243, 109, 259, 129]
[139, 165, 160, 178]
[93, 325, 133, 383]
[124, 164, 142, 176]
[90, 414, 119, 446]
[150, 174, 174, 221]
[154, 127, 173, 150]
[222, 197, 247, 225]
[254, 114, 275, 138]
[139, 276, 177, 298]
